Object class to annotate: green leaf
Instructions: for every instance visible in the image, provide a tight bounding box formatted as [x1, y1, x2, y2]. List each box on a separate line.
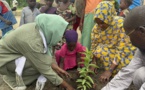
[79, 52, 86, 55]
[86, 48, 89, 52]
[77, 86, 83, 89]
[80, 74, 86, 78]
[87, 70, 95, 75]
[86, 76, 94, 84]
[83, 85, 86, 90]
[85, 81, 92, 88]
[79, 71, 86, 74]
[78, 62, 84, 65]
[76, 79, 83, 83]
[89, 64, 99, 68]
[82, 79, 86, 85]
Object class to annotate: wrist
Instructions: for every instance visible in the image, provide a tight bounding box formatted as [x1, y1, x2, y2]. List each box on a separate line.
[52, 63, 58, 71]
[60, 80, 70, 88]
[109, 68, 114, 73]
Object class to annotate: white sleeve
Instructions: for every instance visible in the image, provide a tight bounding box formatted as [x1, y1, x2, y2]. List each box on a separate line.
[102, 49, 144, 90]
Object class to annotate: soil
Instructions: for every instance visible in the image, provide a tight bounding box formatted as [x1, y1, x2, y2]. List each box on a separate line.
[25, 69, 136, 90]
[0, 68, 136, 90]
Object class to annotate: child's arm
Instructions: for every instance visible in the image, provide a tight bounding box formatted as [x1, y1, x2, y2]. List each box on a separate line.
[65, 15, 76, 23]
[59, 57, 64, 69]
[76, 52, 81, 68]
[0, 15, 12, 25]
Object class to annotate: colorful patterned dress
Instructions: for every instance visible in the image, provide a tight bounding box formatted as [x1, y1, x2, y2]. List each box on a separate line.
[91, 1, 136, 75]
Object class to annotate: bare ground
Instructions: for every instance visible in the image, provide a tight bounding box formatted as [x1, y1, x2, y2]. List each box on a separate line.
[0, 68, 137, 90]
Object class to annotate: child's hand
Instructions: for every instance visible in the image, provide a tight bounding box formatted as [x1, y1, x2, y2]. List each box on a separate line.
[4, 20, 12, 25]
[60, 62, 63, 69]
[58, 68, 72, 78]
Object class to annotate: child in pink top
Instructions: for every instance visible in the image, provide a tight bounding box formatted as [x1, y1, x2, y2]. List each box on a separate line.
[55, 30, 85, 70]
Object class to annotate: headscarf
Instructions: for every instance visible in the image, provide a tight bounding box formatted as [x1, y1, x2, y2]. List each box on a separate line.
[35, 14, 68, 55]
[94, 1, 117, 25]
[65, 30, 78, 43]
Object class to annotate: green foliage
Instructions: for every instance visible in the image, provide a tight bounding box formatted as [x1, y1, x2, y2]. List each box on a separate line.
[17, 0, 27, 8]
[6, 0, 27, 8]
[76, 48, 99, 90]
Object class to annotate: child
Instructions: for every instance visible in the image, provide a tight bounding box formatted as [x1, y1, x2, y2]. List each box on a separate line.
[20, 0, 40, 26]
[0, 0, 17, 36]
[40, 0, 57, 14]
[56, 0, 76, 30]
[55, 30, 85, 70]
[119, 0, 132, 17]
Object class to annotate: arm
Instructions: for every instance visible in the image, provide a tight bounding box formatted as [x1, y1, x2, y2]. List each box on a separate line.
[24, 52, 74, 90]
[76, 52, 81, 68]
[59, 57, 64, 69]
[102, 49, 143, 90]
[0, 15, 12, 25]
[100, 26, 136, 82]
[66, 15, 76, 23]
[51, 62, 74, 90]
[0, 15, 6, 22]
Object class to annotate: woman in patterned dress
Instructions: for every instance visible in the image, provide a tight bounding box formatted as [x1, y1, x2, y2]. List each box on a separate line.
[91, 1, 136, 82]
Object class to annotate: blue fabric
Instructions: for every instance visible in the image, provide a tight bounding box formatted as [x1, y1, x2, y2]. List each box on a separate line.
[117, 0, 141, 10]
[129, 0, 141, 10]
[1, 26, 13, 36]
[0, 11, 17, 29]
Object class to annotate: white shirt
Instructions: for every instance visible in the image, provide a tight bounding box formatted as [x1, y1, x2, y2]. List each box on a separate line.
[20, 6, 40, 26]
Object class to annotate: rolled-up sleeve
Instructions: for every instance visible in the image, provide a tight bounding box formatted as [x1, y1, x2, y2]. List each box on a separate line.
[22, 38, 63, 86]
[102, 49, 144, 90]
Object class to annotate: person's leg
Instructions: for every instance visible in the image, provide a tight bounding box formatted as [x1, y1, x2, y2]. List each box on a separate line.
[1, 60, 39, 90]
[1, 26, 13, 36]
[133, 67, 145, 89]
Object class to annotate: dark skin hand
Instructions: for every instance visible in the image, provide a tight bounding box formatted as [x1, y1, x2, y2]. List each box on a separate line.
[4, 20, 12, 25]
[51, 63, 71, 78]
[51, 63, 74, 90]
[65, 15, 76, 23]
[89, 55, 98, 74]
[100, 63, 117, 82]
[100, 70, 112, 82]
[0, 15, 12, 25]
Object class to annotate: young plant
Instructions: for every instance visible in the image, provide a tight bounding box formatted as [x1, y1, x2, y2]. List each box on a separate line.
[76, 48, 99, 90]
